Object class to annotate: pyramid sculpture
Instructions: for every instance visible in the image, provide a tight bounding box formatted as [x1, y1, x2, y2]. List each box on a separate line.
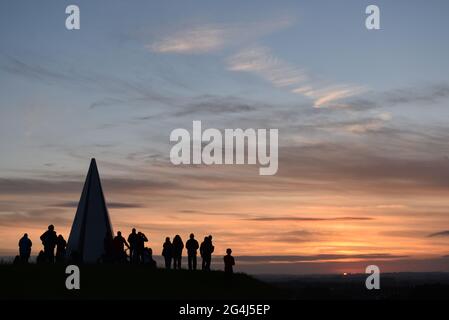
[66, 158, 114, 263]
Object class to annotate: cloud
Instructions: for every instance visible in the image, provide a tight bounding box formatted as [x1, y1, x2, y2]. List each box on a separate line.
[149, 28, 225, 54]
[271, 230, 328, 243]
[344, 83, 449, 111]
[0, 55, 173, 108]
[273, 141, 449, 195]
[173, 96, 259, 117]
[0, 209, 71, 228]
[235, 253, 407, 263]
[52, 201, 144, 209]
[178, 210, 251, 217]
[0, 177, 175, 195]
[227, 46, 365, 107]
[317, 112, 393, 134]
[298, 85, 366, 108]
[428, 230, 449, 238]
[228, 46, 306, 87]
[148, 17, 294, 54]
[246, 216, 374, 222]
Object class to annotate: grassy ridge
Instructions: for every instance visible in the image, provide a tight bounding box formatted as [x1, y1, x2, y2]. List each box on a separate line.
[0, 264, 284, 300]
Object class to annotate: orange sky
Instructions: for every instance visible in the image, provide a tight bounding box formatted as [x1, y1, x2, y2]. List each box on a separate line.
[1, 155, 448, 274]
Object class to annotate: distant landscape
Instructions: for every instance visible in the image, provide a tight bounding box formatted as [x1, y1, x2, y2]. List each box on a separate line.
[1, 262, 448, 300]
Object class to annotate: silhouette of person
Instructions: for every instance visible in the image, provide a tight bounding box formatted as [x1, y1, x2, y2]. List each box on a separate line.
[36, 250, 46, 264]
[56, 235, 67, 263]
[162, 237, 173, 269]
[200, 235, 214, 271]
[136, 232, 148, 264]
[172, 234, 184, 270]
[186, 233, 199, 270]
[224, 248, 235, 274]
[40, 225, 57, 263]
[103, 231, 114, 263]
[18, 233, 32, 263]
[143, 247, 157, 269]
[127, 228, 138, 263]
[113, 231, 130, 263]
[200, 236, 208, 270]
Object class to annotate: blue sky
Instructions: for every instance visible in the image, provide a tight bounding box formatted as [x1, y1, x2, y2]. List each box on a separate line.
[1, 1, 449, 273]
[1, 0, 449, 176]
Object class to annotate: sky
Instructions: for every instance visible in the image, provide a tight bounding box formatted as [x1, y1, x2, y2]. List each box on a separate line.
[0, 0, 449, 274]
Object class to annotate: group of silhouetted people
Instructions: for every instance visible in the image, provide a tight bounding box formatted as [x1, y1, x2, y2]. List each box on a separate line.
[16, 225, 67, 264]
[16, 226, 235, 273]
[161, 233, 219, 271]
[103, 228, 155, 267]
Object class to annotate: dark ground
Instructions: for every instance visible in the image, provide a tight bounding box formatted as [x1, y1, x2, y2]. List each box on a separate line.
[0, 264, 284, 300]
[259, 272, 449, 300]
[1, 264, 448, 300]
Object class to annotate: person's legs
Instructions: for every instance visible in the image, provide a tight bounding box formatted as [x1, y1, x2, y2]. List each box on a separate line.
[193, 255, 197, 270]
[205, 255, 211, 271]
[188, 255, 192, 270]
[165, 257, 171, 269]
[130, 248, 135, 263]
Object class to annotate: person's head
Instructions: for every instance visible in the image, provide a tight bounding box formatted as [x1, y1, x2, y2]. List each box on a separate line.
[48, 224, 54, 231]
[148, 248, 153, 255]
[174, 234, 180, 240]
[165, 237, 170, 242]
[24, 233, 28, 238]
[208, 235, 213, 241]
[204, 236, 208, 241]
[226, 248, 232, 255]
[117, 231, 122, 237]
[138, 232, 142, 236]
[132, 228, 136, 234]
[190, 233, 194, 239]
[58, 235, 64, 240]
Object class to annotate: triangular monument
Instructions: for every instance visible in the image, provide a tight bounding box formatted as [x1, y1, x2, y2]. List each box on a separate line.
[66, 158, 114, 263]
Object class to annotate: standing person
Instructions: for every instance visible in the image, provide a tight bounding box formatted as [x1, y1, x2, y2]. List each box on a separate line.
[203, 235, 214, 271]
[172, 235, 184, 270]
[113, 231, 130, 263]
[185, 233, 199, 270]
[127, 228, 138, 263]
[223, 248, 235, 274]
[200, 236, 208, 270]
[40, 225, 57, 263]
[136, 232, 148, 264]
[55, 235, 67, 263]
[103, 231, 114, 263]
[162, 237, 173, 269]
[18, 233, 32, 263]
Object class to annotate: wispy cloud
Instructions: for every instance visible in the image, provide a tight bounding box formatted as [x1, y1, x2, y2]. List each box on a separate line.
[227, 46, 365, 107]
[0, 177, 175, 195]
[246, 216, 374, 222]
[319, 112, 393, 134]
[344, 83, 449, 110]
[0, 55, 174, 108]
[294, 85, 366, 108]
[148, 17, 294, 54]
[228, 46, 306, 87]
[428, 230, 449, 238]
[52, 201, 144, 209]
[236, 253, 407, 263]
[149, 28, 225, 54]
